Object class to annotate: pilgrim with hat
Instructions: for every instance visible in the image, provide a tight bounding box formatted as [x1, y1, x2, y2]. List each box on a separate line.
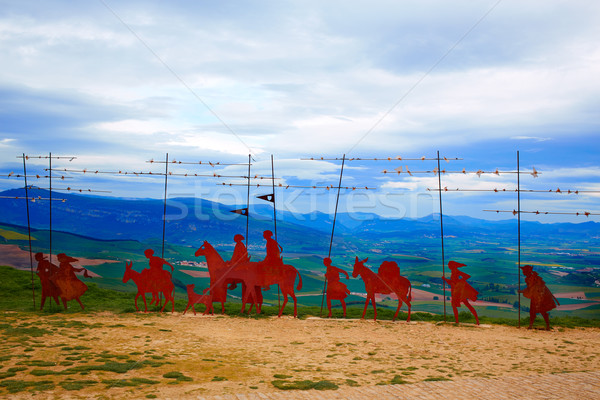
[54, 253, 90, 310]
[443, 261, 480, 325]
[35, 252, 61, 309]
[228, 234, 250, 267]
[519, 264, 559, 330]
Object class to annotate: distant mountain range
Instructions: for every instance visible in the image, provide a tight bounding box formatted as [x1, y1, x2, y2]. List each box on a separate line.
[1, 188, 599, 254]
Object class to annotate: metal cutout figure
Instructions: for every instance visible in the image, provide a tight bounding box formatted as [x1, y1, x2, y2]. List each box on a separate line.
[122, 257, 175, 313]
[195, 240, 303, 317]
[35, 252, 60, 309]
[54, 253, 89, 310]
[352, 257, 412, 321]
[183, 284, 214, 315]
[443, 261, 479, 325]
[323, 257, 350, 318]
[519, 264, 559, 330]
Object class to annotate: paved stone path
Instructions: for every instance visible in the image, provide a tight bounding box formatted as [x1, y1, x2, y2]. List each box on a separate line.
[195, 371, 600, 399]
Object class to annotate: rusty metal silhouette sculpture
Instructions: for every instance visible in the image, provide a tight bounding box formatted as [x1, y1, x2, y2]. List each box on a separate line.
[54, 253, 89, 310]
[195, 240, 303, 317]
[226, 234, 263, 313]
[122, 259, 175, 313]
[323, 257, 351, 318]
[35, 252, 61, 309]
[183, 284, 214, 315]
[519, 264, 559, 330]
[352, 257, 412, 321]
[443, 261, 479, 325]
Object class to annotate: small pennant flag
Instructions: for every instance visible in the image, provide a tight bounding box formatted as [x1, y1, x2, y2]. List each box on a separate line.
[257, 193, 275, 203]
[230, 208, 249, 216]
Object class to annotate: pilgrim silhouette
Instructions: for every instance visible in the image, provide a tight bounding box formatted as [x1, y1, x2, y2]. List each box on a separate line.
[35, 252, 61, 309]
[54, 253, 89, 310]
[519, 264, 559, 330]
[443, 261, 479, 325]
[323, 257, 351, 318]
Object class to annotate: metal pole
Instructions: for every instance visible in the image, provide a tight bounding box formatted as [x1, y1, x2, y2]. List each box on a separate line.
[161, 153, 168, 259]
[49, 152, 52, 264]
[320, 154, 346, 317]
[517, 150, 521, 328]
[23, 154, 35, 308]
[437, 150, 447, 321]
[246, 154, 251, 249]
[271, 155, 277, 239]
[271, 154, 280, 309]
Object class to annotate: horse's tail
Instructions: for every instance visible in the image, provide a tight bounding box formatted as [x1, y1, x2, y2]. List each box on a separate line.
[407, 280, 412, 303]
[296, 269, 303, 291]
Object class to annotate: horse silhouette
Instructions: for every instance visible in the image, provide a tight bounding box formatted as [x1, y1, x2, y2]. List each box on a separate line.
[352, 257, 412, 321]
[183, 284, 214, 315]
[122, 261, 175, 313]
[195, 241, 303, 317]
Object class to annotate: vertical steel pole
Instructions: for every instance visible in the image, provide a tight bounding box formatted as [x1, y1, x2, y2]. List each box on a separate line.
[271, 154, 280, 308]
[517, 151, 521, 328]
[246, 154, 251, 249]
[161, 153, 169, 259]
[49, 152, 52, 264]
[23, 154, 36, 308]
[437, 150, 446, 321]
[320, 154, 346, 317]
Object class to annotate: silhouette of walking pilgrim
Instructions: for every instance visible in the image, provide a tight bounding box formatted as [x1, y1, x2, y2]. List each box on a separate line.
[323, 257, 351, 318]
[519, 264, 559, 330]
[443, 261, 479, 325]
[54, 253, 90, 310]
[35, 252, 61, 309]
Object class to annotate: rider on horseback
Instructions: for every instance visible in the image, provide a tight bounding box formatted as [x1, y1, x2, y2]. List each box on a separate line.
[261, 230, 283, 290]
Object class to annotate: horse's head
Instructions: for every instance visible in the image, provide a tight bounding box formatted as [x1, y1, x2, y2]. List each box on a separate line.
[194, 241, 210, 257]
[122, 261, 133, 283]
[352, 256, 368, 278]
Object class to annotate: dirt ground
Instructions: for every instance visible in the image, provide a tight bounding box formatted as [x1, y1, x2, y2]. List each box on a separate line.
[1, 311, 599, 399]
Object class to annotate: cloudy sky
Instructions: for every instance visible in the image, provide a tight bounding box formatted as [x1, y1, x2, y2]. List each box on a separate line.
[1, 0, 599, 221]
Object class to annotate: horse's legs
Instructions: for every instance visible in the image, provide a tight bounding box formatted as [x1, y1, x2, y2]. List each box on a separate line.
[327, 297, 332, 318]
[405, 297, 412, 322]
[61, 297, 68, 310]
[53, 295, 60, 305]
[290, 290, 298, 318]
[278, 293, 289, 317]
[240, 282, 247, 313]
[463, 300, 479, 325]
[393, 299, 401, 321]
[341, 299, 347, 318]
[75, 297, 84, 310]
[361, 297, 370, 319]
[371, 296, 378, 321]
[40, 294, 46, 310]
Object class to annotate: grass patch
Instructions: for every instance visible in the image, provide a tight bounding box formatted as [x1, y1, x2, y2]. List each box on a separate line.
[163, 371, 193, 382]
[272, 379, 339, 390]
[211, 376, 227, 382]
[0, 379, 55, 393]
[424, 376, 451, 382]
[59, 379, 98, 390]
[102, 378, 160, 387]
[391, 375, 409, 384]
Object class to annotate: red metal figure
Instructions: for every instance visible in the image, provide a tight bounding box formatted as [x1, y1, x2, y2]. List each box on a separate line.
[260, 230, 284, 290]
[519, 264, 559, 330]
[122, 261, 175, 313]
[352, 257, 412, 321]
[195, 241, 303, 317]
[35, 252, 61, 309]
[183, 284, 214, 315]
[443, 261, 479, 325]
[323, 257, 350, 318]
[145, 248, 174, 306]
[54, 253, 90, 310]
[228, 234, 250, 266]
